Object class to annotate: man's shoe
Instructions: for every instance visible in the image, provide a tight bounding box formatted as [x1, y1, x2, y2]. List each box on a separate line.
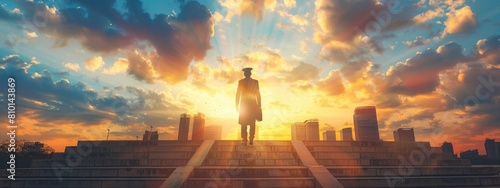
[249, 139, 254, 145]
[242, 139, 247, 145]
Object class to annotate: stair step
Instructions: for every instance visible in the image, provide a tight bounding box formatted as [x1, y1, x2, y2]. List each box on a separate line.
[203, 159, 302, 166]
[337, 175, 500, 188]
[10, 167, 177, 178]
[185, 177, 316, 188]
[192, 166, 310, 178]
[1, 178, 166, 188]
[326, 166, 500, 177]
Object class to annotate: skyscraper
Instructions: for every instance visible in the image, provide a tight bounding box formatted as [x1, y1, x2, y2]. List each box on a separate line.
[460, 149, 479, 159]
[192, 113, 205, 140]
[178, 113, 190, 141]
[291, 122, 306, 140]
[393, 128, 415, 142]
[305, 119, 320, 140]
[323, 130, 336, 141]
[204, 125, 222, 140]
[485, 139, 500, 159]
[143, 130, 158, 141]
[291, 119, 320, 140]
[353, 106, 380, 141]
[340, 127, 353, 141]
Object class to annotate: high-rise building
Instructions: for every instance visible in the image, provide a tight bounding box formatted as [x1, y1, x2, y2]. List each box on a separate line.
[393, 131, 399, 142]
[291, 119, 320, 140]
[460, 149, 479, 159]
[323, 130, 336, 141]
[340, 127, 353, 141]
[393, 128, 415, 142]
[485, 139, 500, 159]
[353, 106, 380, 141]
[305, 119, 320, 141]
[204, 125, 223, 140]
[441, 142, 454, 156]
[143, 130, 158, 141]
[178, 113, 190, 141]
[192, 113, 205, 140]
[291, 122, 306, 140]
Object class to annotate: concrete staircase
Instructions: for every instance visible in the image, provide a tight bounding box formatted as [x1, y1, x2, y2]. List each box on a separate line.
[1, 140, 203, 188]
[303, 141, 500, 188]
[2, 140, 500, 188]
[184, 141, 317, 188]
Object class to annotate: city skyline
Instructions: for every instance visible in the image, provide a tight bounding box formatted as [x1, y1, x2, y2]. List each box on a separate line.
[0, 0, 499, 155]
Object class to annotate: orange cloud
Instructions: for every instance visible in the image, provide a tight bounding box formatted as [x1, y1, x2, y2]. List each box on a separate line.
[219, 0, 277, 22]
[63, 62, 80, 71]
[102, 58, 129, 75]
[84, 56, 104, 72]
[442, 6, 478, 37]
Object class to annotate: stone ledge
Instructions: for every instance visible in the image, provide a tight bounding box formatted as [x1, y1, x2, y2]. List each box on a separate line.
[185, 177, 316, 188]
[291, 141, 344, 188]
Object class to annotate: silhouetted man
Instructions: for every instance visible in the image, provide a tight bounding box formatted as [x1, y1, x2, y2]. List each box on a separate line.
[236, 67, 261, 145]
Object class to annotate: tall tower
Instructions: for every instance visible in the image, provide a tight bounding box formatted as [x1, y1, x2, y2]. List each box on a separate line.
[192, 113, 205, 140]
[353, 106, 380, 141]
[304, 119, 320, 141]
[340, 127, 353, 141]
[178, 113, 190, 141]
[291, 122, 306, 140]
[441, 142, 455, 157]
[485, 139, 499, 159]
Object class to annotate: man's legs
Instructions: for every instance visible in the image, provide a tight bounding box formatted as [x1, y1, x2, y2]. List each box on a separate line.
[249, 123, 255, 145]
[241, 124, 248, 142]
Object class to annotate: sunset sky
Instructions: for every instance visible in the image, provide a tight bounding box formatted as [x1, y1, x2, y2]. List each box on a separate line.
[0, 0, 499, 154]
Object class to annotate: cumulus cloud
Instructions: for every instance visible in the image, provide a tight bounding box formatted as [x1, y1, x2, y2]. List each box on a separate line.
[313, 0, 414, 64]
[315, 0, 410, 42]
[319, 34, 392, 62]
[340, 59, 373, 83]
[405, 36, 431, 48]
[316, 70, 345, 96]
[442, 6, 479, 37]
[219, 0, 277, 22]
[190, 62, 214, 91]
[277, 10, 309, 25]
[283, 0, 296, 8]
[102, 58, 129, 74]
[473, 35, 500, 67]
[0, 54, 188, 128]
[0, 54, 32, 69]
[213, 56, 240, 84]
[25, 31, 38, 39]
[64, 62, 80, 71]
[84, 56, 104, 72]
[12, 0, 215, 84]
[386, 42, 466, 96]
[0, 4, 23, 21]
[125, 50, 156, 83]
[413, 7, 444, 24]
[439, 63, 500, 135]
[286, 62, 320, 82]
